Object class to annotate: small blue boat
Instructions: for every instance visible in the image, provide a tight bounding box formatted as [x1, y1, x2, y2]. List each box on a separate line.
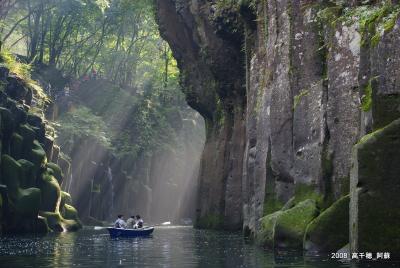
[106, 227, 154, 238]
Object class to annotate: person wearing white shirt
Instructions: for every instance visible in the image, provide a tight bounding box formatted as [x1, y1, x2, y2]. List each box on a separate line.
[114, 215, 127, 228]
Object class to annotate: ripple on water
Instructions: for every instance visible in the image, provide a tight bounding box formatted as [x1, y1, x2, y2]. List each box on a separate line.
[0, 227, 398, 268]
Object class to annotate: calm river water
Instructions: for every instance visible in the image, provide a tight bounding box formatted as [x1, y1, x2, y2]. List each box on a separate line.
[0, 226, 397, 267]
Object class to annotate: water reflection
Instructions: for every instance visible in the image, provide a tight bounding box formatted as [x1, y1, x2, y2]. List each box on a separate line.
[0, 227, 398, 267]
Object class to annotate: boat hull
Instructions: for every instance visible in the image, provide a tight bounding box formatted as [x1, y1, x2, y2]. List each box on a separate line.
[106, 227, 154, 238]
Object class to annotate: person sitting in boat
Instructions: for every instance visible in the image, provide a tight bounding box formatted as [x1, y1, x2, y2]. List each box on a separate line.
[126, 215, 136, 229]
[114, 215, 127, 229]
[134, 215, 144, 229]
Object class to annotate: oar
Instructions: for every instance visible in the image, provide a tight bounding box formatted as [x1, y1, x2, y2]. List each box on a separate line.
[94, 226, 109, 230]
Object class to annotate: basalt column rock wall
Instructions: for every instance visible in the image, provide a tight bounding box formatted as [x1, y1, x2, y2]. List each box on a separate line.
[156, 0, 400, 253]
[156, 0, 246, 230]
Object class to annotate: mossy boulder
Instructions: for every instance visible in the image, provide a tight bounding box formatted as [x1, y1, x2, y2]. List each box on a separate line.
[47, 162, 63, 184]
[257, 210, 283, 248]
[35, 216, 51, 233]
[350, 118, 400, 254]
[61, 191, 72, 206]
[18, 124, 35, 145]
[59, 191, 72, 216]
[18, 159, 36, 188]
[18, 124, 36, 156]
[257, 199, 319, 249]
[40, 211, 81, 232]
[304, 195, 350, 253]
[38, 171, 61, 213]
[39, 211, 64, 232]
[274, 199, 319, 249]
[10, 133, 23, 159]
[0, 107, 15, 139]
[28, 140, 47, 168]
[1, 154, 22, 191]
[14, 187, 41, 217]
[62, 204, 79, 221]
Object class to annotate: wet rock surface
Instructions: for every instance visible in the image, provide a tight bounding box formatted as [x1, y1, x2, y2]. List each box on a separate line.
[156, 0, 400, 253]
[0, 65, 81, 234]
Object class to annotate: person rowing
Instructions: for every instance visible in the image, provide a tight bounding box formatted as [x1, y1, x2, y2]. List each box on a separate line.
[126, 215, 136, 229]
[114, 215, 127, 229]
[134, 215, 144, 229]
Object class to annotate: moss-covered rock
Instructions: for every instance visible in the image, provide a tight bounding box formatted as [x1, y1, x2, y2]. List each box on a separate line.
[350, 118, 400, 254]
[28, 140, 47, 168]
[304, 195, 350, 253]
[19, 124, 35, 145]
[62, 204, 78, 220]
[274, 199, 319, 249]
[61, 191, 72, 205]
[38, 171, 61, 213]
[0, 107, 15, 139]
[10, 132, 23, 159]
[14, 187, 41, 217]
[257, 210, 283, 249]
[18, 159, 36, 188]
[263, 196, 284, 216]
[39, 211, 64, 232]
[46, 162, 63, 184]
[40, 211, 81, 232]
[18, 124, 36, 157]
[1, 154, 22, 191]
[257, 199, 319, 249]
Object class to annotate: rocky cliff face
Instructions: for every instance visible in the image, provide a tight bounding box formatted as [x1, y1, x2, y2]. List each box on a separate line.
[156, 0, 400, 254]
[0, 61, 81, 234]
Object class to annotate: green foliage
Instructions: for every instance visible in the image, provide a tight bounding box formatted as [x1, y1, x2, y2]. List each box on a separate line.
[56, 106, 111, 149]
[2, 0, 177, 90]
[0, 49, 31, 79]
[0, 49, 50, 105]
[339, 3, 400, 48]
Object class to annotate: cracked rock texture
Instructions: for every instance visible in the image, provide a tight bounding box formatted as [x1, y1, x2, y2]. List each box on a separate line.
[156, 0, 400, 252]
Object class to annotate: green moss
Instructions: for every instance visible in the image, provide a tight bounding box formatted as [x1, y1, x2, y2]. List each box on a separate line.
[39, 171, 61, 213]
[62, 204, 79, 220]
[317, 6, 343, 28]
[257, 210, 283, 248]
[29, 140, 47, 168]
[19, 124, 36, 144]
[39, 211, 63, 232]
[14, 187, 41, 217]
[40, 210, 82, 232]
[354, 4, 400, 48]
[274, 199, 319, 249]
[1, 154, 22, 191]
[293, 89, 309, 110]
[61, 191, 72, 205]
[10, 133, 23, 160]
[293, 183, 321, 205]
[304, 195, 349, 252]
[263, 196, 284, 216]
[196, 213, 224, 229]
[47, 162, 63, 184]
[361, 79, 373, 112]
[18, 159, 36, 188]
[352, 119, 400, 252]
